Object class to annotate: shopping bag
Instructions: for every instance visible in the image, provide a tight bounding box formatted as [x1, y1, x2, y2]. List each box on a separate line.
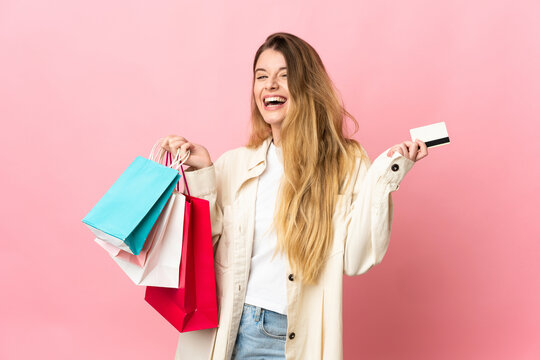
[95, 197, 164, 267]
[145, 168, 219, 332]
[95, 229, 154, 267]
[82, 156, 180, 255]
[94, 191, 186, 287]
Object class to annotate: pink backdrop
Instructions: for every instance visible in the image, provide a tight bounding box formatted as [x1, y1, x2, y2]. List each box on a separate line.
[1, 0, 538, 359]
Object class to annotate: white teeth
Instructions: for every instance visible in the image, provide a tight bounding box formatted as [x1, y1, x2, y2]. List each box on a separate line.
[264, 96, 287, 106]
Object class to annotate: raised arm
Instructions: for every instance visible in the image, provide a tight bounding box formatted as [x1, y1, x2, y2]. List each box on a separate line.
[343, 140, 427, 275]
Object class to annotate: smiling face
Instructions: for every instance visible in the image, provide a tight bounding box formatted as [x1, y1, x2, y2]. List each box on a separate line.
[253, 49, 290, 132]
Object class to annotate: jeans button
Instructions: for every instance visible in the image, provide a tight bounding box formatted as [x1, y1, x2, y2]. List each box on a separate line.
[289, 332, 295, 340]
[288, 274, 294, 281]
[391, 164, 399, 172]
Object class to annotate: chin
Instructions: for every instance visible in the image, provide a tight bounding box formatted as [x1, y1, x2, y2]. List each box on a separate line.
[262, 117, 285, 126]
[260, 111, 286, 125]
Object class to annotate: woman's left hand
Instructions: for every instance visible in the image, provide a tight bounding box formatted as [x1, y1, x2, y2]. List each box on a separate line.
[387, 140, 429, 162]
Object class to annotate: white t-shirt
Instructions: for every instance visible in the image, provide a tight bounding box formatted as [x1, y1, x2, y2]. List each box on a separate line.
[244, 142, 288, 315]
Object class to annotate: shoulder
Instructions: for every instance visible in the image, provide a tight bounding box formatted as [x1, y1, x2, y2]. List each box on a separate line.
[339, 141, 373, 195]
[213, 145, 257, 176]
[215, 137, 271, 171]
[347, 141, 372, 173]
[211, 144, 264, 205]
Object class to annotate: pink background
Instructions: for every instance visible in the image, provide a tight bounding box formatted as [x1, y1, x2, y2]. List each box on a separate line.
[1, 0, 538, 359]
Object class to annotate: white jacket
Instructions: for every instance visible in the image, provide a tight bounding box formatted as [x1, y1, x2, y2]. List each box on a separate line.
[176, 137, 415, 360]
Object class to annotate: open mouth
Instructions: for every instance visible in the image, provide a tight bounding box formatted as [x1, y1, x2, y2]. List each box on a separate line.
[263, 96, 287, 109]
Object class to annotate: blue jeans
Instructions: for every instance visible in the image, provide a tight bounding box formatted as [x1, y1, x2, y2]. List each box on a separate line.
[232, 304, 288, 359]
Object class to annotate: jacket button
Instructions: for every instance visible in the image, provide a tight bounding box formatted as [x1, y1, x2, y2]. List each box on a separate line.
[288, 274, 294, 281]
[289, 332, 295, 340]
[391, 164, 399, 172]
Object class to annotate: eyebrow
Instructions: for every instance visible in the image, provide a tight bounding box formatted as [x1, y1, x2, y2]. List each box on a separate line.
[254, 66, 287, 73]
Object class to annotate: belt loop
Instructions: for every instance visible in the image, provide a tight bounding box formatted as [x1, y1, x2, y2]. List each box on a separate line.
[254, 306, 262, 322]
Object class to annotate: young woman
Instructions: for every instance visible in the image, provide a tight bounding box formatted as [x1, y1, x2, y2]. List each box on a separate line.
[162, 32, 428, 360]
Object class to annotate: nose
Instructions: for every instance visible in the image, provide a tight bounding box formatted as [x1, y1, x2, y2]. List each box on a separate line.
[265, 76, 278, 90]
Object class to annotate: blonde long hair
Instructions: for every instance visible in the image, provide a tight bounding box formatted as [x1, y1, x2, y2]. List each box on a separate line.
[248, 33, 364, 284]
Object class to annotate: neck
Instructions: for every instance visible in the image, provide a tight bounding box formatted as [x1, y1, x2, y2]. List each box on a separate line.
[271, 125, 281, 146]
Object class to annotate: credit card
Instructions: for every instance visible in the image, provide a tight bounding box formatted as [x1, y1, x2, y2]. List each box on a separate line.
[410, 122, 450, 148]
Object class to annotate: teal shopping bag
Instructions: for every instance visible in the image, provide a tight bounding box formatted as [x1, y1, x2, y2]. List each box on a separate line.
[82, 156, 181, 255]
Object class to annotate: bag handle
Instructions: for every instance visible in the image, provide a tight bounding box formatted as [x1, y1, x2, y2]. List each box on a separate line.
[149, 139, 168, 163]
[166, 149, 191, 197]
[149, 139, 186, 165]
[150, 139, 191, 196]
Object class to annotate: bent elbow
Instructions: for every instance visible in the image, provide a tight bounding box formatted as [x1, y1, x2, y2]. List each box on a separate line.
[343, 244, 389, 276]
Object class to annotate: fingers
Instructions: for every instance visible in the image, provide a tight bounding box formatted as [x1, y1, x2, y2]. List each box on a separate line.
[387, 144, 405, 157]
[176, 142, 192, 163]
[415, 140, 428, 161]
[388, 140, 430, 162]
[404, 140, 418, 160]
[161, 135, 188, 154]
[398, 143, 408, 157]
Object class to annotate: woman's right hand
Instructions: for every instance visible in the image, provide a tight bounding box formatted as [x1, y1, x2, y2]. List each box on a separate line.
[161, 135, 213, 170]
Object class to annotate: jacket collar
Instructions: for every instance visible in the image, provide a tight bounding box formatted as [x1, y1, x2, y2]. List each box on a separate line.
[247, 136, 273, 171]
[234, 137, 273, 198]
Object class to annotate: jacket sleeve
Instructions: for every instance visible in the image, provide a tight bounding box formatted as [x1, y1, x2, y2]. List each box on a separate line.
[182, 156, 226, 248]
[343, 148, 415, 276]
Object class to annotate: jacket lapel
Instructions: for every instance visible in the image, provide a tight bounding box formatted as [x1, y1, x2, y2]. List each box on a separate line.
[235, 137, 273, 198]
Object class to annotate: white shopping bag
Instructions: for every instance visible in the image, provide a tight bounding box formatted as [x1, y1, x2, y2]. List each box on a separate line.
[96, 191, 185, 288]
